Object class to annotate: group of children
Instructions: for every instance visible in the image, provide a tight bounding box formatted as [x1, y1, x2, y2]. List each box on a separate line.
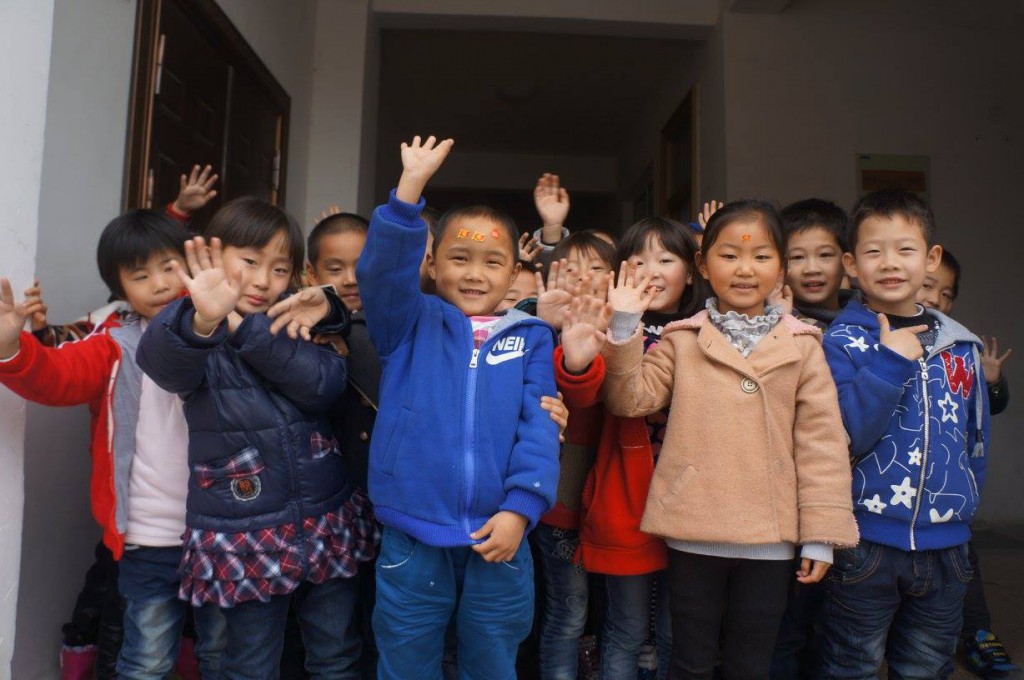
[0, 136, 1014, 680]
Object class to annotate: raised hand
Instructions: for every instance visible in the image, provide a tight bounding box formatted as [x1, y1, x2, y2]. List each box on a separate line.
[267, 286, 330, 340]
[608, 262, 654, 315]
[172, 164, 219, 214]
[878, 314, 927, 361]
[470, 510, 528, 563]
[396, 135, 454, 204]
[317, 205, 342, 223]
[174, 237, 241, 335]
[518, 233, 543, 265]
[533, 173, 570, 227]
[535, 259, 576, 330]
[562, 296, 613, 374]
[980, 336, 1012, 384]
[0, 278, 34, 358]
[768, 280, 794, 316]
[698, 199, 722, 229]
[22, 279, 49, 331]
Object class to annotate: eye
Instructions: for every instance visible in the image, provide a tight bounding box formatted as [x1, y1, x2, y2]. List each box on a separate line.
[451, 255, 467, 263]
[789, 254, 804, 261]
[899, 247, 917, 253]
[755, 254, 773, 261]
[328, 267, 342, 274]
[941, 292, 953, 301]
[720, 253, 737, 260]
[922, 282, 933, 290]
[133, 274, 148, 282]
[659, 258, 675, 265]
[864, 249, 880, 256]
[820, 252, 836, 259]
[243, 258, 258, 266]
[274, 267, 290, 276]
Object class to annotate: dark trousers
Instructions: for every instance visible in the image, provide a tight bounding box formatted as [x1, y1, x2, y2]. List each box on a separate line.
[769, 565, 825, 680]
[666, 550, 792, 680]
[961, 540, 990, 636]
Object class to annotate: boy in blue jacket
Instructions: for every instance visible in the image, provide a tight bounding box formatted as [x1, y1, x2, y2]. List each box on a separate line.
[270, 136, 560, 679]
[819, 189, 989, 679]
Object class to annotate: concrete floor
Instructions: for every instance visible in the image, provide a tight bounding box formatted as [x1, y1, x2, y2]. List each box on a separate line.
[951, 525, 1024, 679]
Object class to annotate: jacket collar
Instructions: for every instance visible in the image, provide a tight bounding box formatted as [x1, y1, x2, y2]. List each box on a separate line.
[836, 299, 982, 352]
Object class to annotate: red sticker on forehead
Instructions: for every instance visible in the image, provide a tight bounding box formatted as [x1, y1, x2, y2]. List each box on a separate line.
[742, 234, 752, 241]
[491, 228, 500, 240]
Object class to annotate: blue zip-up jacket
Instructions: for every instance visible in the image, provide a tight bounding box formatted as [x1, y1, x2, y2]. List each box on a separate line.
[356, 190, 560, 547]
[823, 299, 988, 551]
[137, 298, 351, 533]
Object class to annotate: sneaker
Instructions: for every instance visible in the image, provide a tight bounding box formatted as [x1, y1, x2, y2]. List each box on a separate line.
[964, 630, 1019, 679]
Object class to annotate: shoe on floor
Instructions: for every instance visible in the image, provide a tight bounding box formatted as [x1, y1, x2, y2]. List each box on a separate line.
[964, 630, 1019, 679]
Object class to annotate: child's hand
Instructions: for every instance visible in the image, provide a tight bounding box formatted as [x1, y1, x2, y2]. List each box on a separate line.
[608, 262, 654, 315]
[877, 314, 927, 361]
[768, 280, 794, 316]
[562, 296, 612, 374]
[317, 205, 342, 223]
[0, 278, 36, 359]
[396, 135, 454, 204]
[470, 511, 528, 563]
[172, 164, 219, 215]
[267, 286, 330, 340]
[980, 336, 1012, 384]
[174, 237, 241, 335]
[518, 233, 543, 265]
[535, 259, 575, 330]
[541, 392, 569, 443]
[22, 279, 48, 332]
[533, 173, 570, 228]
[314, 333, 349, 356]
[796, 558, 830, 584]
[697, 199, 722, 229]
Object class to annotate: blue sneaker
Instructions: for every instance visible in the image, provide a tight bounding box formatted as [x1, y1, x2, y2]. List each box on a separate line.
[964, 630, 1019, 679]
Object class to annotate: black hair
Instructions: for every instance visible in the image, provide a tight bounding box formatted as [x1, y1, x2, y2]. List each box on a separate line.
[848, 188, 935, 249]
[206, 197, 305, 287]
[781, 198, 849, 252]
[422, 206, 442, 238]
[940, 248, 961, 300]
[432, 205, 519, 258]
[551, 230, 617, 270]
[97, 209, 189, 300]
[700, 200, 786, 265]
[307, 212, 368, 266]
[617, 216, 707, 317]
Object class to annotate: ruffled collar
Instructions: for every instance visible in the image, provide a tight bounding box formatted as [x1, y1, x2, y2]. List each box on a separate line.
[706, 298, 783, 357]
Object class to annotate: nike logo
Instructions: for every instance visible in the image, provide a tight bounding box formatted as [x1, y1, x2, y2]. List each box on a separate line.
[485, 349, 527, 365]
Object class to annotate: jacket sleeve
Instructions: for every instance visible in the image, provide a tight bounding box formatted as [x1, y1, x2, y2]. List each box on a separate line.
[599, 327, 675, 418]
[987, 375, 1009, 416]
[355, 190, 429, 357]
[499, 330, 561, 528]
[792, 339, 859, 547]
[230, 312, 347, 414]
[0, 331, 116, 406]
[822, 327, 918, 457]
[553, 346, 605, 409]
[136, 298, 228, 396]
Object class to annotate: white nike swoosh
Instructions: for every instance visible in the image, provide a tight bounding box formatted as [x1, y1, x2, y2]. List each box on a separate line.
[485, 349, 526, 365]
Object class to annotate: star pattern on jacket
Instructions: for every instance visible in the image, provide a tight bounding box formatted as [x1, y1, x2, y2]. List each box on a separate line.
[938, 392, 959, 423]
[846, 336, 870, 352]
[861, 494, 888, 514]
[889, 476, 917, 509]
[907, 447, 922, 466]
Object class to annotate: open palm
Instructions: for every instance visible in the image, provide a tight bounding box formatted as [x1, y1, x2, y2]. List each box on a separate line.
[608, 262, 654, 314]
[561, 296, 612, 373]
[401, 135, 454, 178]
[176, 237, 240, 325]
[0, 278, 32, 354]
[536, 260, 576, 330]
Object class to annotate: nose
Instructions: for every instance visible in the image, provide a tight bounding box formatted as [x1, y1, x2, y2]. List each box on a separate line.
[252, 265, 270, 289]
[152, 270, 172, 293]
[737, 256, 755, 275]
[804, 256, 822, 274]
[340, 267, 357, 287]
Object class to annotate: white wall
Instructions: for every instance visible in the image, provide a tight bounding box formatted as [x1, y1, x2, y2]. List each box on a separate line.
[720, 0, 1024, 522]
[0, 2, 55, 673]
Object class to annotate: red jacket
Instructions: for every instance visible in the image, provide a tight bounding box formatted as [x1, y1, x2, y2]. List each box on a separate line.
[553, 347, 667, 576]
[0, 313, 138, 559]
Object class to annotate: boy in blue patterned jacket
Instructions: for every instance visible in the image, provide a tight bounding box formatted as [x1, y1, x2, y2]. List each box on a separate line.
[819, 188, 989, 679]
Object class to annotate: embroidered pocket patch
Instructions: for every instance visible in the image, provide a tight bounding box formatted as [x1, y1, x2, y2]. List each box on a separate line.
[231, 476, 262, 502]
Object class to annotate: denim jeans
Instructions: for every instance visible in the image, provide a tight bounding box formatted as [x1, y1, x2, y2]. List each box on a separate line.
[534, 524, 588, 680]
[116, 545, 226, 680]
[819, 540, 972, 680]
[373, 526, 534, 680]
[602, 571, 671, 680]
[220, 575, 362, 680]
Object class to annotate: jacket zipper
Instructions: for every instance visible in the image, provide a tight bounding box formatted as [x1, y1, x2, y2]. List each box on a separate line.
[909, 357, 929, 550]
[463, 348, 480, 537]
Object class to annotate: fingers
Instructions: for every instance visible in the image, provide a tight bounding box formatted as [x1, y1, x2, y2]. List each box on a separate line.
[534, 270, 545, 294]
[905, 324, 930, 335]
[877, 313, 890, 335]
[195, 237, 213, 270]
[183, 238, 202, 276]
[998, 348, 1013, 364]
[170, 259, 192, 288]
[554, 259, 568, 292]
[617, 261, 628, 289]
[209, 237, 224, 271]
[469, 517, 495, 541]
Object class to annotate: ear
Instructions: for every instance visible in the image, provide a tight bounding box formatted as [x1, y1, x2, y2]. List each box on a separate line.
[426, 251, 437, 282]
[695, 251, 709, 281]
[510, 260, 522, 284]
[842, 251, 858, 281]
[304, 263, 318, 286]
[925, 244, 943, 273]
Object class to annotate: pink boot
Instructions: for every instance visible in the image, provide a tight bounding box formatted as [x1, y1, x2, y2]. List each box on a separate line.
[60, 644, 97, 680]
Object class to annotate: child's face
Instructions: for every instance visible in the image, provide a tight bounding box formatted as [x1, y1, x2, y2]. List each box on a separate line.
[698, 219, 782, 317]
[563, 247, 612, 284]
[496, 268, 539, 312]
[785, 226, 844, 309]
[222, 230, 294, 315]
[917, 261, 956, 315]
[428, 217, 519, 317]
[118, 250, 185, 320]
[308, 230, 367, 312]
[627, 236, 690, 314]
[843, 215, 941, 317]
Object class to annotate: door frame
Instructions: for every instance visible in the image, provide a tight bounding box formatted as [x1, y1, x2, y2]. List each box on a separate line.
[122, 0, 290, 211]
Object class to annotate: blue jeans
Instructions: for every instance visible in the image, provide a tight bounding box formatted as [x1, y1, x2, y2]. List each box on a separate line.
[373, 526, 534, 680]
[819, 540, 972, 679]
[221, 575, 362, 680]
[602, 571, 671, 680]
[116, 545, 226, 680]
[535, 524, 588, 680]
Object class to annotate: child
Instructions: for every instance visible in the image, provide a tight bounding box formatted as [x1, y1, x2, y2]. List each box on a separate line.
[579, 200, 859, 679]
[496, 261, 540, 313]
[781, 198, 856, 330]
[916, 248, 1017, 678]
[820, 188, 988, 679]
[531, 173, 572, 267]
[572, 217, 707, 679]
[136, 197, 377, 679]
[0, 211, 226, 679]
[306, 211, 369, 314]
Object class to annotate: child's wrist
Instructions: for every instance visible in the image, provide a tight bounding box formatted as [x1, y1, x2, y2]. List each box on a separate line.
[396, 171, 429, 204]
[0, 340, 21, 362]
[562, 353, 592, 375]
[192, 312, 222, 337]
